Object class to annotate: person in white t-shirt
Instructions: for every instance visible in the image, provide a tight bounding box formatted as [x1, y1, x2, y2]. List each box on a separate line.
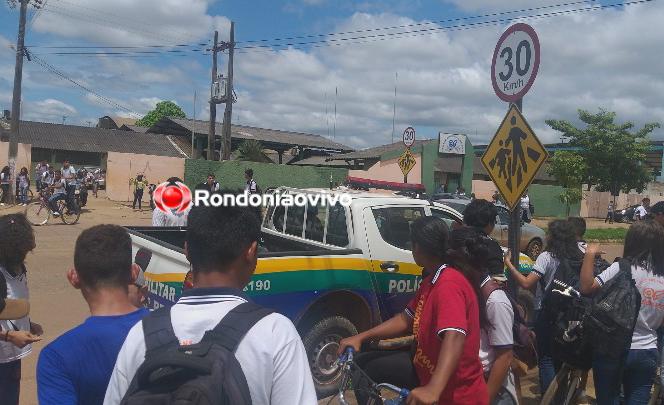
[520, 193, 531, 223]
[479, 274, 517, 405]
[104, 202, 317, 405]
[0, 214, 43, 405]
[635, 197, 650, 221]
[581, 220, 664, 405]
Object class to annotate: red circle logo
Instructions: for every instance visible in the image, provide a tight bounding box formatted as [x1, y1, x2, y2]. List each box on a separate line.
[153, 181, 192, 214]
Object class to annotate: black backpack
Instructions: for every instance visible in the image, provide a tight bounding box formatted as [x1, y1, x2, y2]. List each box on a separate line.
[542, 257, 595, 370]
[587, 259, 641, 360]
[121, 302, 273, 405]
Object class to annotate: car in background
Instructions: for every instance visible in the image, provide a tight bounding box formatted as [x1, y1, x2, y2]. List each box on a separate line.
[612, 204, 639, 223]
[83, 166, 105, 190]
[433, 197, 545, 259]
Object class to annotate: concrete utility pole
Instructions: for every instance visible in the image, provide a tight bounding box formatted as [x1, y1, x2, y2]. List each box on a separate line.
[8, 0, 28, 205]
[208, 30, 219, 160]
[220, 22, 234, 161]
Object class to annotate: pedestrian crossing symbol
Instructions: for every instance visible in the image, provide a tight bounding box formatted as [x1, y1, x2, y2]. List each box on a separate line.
[481, 105, 548, 210]
[398, 148, 417, 177]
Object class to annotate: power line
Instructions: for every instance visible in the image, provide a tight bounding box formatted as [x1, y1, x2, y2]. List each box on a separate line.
[39, 3, 206, 46]
[47, 0, 204, 43]
[237, 0, 593, 45]
[27, 42, 208, 49]
[234, 0, 653, 54]
[29, 52, 143, 117]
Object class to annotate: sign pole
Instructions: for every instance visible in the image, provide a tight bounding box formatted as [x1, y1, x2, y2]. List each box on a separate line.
[508, 98, 523, 297]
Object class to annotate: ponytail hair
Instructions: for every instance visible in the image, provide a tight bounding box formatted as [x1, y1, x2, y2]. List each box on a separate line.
[446, 227, 489, 328]
[410, 216, 449, 260]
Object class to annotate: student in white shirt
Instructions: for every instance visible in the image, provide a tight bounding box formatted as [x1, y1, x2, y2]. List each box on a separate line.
[581, 220, 664, 405]
[104, 200, 317, 405]
[635, 197, 650, 221]
[479, 274, 517, 405]
[520, 193, 531, 223]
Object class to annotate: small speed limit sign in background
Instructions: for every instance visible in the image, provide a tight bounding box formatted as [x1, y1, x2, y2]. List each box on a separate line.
[491, 23, 540, 103]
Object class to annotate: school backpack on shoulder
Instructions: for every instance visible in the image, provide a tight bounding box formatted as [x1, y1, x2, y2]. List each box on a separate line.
[121, 302, 274, 405]
[480, 280, 538, 369]
[586, 259, 641, 360]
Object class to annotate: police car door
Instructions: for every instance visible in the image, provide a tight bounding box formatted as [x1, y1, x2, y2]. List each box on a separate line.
[364, 204, 426, 319]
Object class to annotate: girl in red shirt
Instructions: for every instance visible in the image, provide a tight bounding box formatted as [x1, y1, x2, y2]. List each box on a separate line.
[339, 218, 488, 405]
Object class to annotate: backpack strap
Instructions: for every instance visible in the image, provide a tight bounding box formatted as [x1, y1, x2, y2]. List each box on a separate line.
[204, 302, 274, 352]
[142, 306, 179, 358]
[480, 278, 502, 303]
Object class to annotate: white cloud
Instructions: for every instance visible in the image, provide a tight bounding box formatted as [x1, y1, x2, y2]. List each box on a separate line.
[442, 0, 568, 13]
[32, 0, 231, 46]
[22, 98, 77, 122]
[6, 2, 664, 150]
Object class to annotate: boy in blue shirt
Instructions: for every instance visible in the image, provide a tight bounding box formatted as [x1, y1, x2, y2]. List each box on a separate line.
[37, 225, 149, 405]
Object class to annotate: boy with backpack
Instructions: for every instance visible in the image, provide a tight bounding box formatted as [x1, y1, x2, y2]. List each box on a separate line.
[104, 195, 317, 405]
[37, 225, 149, 405]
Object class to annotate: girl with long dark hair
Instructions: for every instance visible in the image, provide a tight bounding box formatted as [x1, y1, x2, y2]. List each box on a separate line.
[581, 220, 664, 404]
[339, 217, 488, 405]
[505, 219, 582, 394]
[0, 214, 43, 405]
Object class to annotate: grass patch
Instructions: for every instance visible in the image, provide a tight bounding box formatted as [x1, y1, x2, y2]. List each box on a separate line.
[585, 228, 627, 242]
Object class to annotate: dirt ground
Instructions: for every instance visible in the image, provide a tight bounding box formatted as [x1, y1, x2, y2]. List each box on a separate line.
[0, 197, 622, 405]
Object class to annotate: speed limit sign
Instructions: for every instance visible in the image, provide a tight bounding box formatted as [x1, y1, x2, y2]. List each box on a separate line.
[491, 23, 540, 103]
[402, 127, 415, 148]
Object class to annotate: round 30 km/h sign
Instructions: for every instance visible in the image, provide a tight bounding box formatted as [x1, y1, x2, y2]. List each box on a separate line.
[403, 127, 415, 148]
[491, 23, 540, 103]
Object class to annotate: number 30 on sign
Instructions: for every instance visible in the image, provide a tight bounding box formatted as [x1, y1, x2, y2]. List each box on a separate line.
[491, 23, 540, 103]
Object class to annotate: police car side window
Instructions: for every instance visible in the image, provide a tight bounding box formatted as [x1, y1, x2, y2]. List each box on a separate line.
[326, 203, 349, 247]
[497, 207, 510, 225]
[373, 207, 425, 250]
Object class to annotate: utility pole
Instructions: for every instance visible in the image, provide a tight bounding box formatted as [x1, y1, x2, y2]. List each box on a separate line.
[207, 30, 218, 161]
[8, 0, 28, 205]
[220, 22, 234, 161]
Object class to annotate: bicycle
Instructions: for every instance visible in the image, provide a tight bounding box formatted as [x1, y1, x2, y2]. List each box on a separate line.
[333, 347, 410, 405]
[24, 190, 80, 225]
[540, 280, 589, 405]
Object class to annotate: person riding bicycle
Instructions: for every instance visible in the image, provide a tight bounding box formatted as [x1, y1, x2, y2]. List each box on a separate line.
[47, 171, 68, 217]
[339, 218, 488, 405]
[505, 220, 582, 394]
[581, 220, 664, 405]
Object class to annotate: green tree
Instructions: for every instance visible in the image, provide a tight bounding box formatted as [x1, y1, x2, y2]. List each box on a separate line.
[546, 109, 659, 198]
[135, 101, 186, 127]
[547, 151, 586, 216]
[235, 140, 271, 163]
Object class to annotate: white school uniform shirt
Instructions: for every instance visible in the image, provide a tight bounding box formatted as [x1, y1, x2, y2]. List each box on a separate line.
[595, 262, 664, 350]
[531, 251, 559, 311]
[151, 206, 190, 227]
[478, 276, 517, 401]
[0, 266, 31, 363]
[104, 288, 317, 405]
[635, 205, 648, 220]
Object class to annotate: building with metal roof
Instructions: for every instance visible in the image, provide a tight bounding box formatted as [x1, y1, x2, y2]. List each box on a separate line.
[146, 117, 353, 163]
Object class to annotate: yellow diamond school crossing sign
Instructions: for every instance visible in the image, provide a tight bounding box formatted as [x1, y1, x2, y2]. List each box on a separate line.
[481, 105, 548, 210]
[398, 148, 417, 177]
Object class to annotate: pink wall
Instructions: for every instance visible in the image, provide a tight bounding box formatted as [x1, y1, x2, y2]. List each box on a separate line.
[0, 142, 32, 173]
[106, 151, 185, 202]
[348, 153, 422, 184]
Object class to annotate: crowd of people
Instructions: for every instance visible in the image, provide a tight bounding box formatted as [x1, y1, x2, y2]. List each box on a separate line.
[1, 188, 664, 404]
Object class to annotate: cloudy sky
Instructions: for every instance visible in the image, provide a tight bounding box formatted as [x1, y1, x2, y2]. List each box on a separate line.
[0, 0, 662, 149]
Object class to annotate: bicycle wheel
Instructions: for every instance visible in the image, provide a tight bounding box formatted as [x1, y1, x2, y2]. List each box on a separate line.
[541, 364, 584, 405]
[57, 200, 80, 225]
[25, 202, 50, 226]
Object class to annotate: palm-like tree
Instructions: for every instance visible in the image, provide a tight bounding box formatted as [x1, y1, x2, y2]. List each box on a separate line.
[236, 140, 271, 162]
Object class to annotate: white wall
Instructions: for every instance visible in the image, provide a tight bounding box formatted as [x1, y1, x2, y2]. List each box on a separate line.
[106, 151, 185, 202]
